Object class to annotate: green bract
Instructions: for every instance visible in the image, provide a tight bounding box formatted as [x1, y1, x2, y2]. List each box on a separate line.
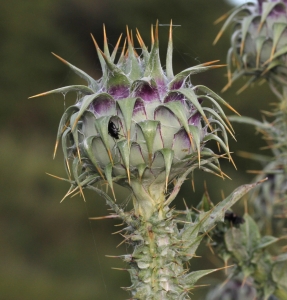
[32, 22, 236, 220]
[215, 0, 287, 96]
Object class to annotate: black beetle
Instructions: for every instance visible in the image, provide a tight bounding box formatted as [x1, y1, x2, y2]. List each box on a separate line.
[108, 121, 120, 139]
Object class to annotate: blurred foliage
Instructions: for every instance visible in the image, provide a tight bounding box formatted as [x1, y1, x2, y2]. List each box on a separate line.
[0, 0, 279, 299]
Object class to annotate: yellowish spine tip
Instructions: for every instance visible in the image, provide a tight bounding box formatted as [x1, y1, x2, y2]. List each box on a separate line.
[201, 60, 220, 66]
[136, 28, 147, 50]
[236, 81, 251, 95]
[151, 24, 154, 45]
[227, 69, 232, 84]
[65, 158, 71, 177]
[115, 34, 122, 51]
[126, 25, 132, 50]
[90, 33, 109, 62]
[107, 148, 114, 165]
[60, 188, 74, 203]
[28, 91, 50, 99]
[103, 24, 107, 45]
[53, 140, 59, 159]
[90, 215, 119, 221]
[96, 165, 105, 180]
[214, 12, 229, 25]
[213, 30, 224, 46]
[103, 24, 111, 58]
[136, 33, 142, 48]
[165, 176, 168, 193]
[51, 52, 69, 65]
[155, 20, 159, 43]
[130, 29, 134, 46]
[240, 39, 245, 56]
[111, 33, 122, 62]
[90, 33, 100, 50]
[209, 64, 227, 69]
[119, 38, 127, 61]
[225, 102, 240, 116]
[130, 29, 139, 57]
[127, 167, 131, 185]
[221, 81, 232, 93]
[79, 184, 86, 202]
[169, 19, 173, 42]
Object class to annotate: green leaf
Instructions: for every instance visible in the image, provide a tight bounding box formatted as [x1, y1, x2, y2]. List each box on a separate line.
[199, 181, 263, 232]
[116, 97, 137, 140]
[225, 227, 249, 261]
[180, 235, 204, 261]
[82, 136, 106, 178]
[117, 139, 131, 182]
[137, 120, 160, 165]
[81, 110, 98, 138]
[104, 163, 116, 201]
[156, 148, 174, 190]
[272, 261, 287, 290]
[240, 214, 261, 252]
[255, 235, 279, 250]
[183, 268, 219, 286]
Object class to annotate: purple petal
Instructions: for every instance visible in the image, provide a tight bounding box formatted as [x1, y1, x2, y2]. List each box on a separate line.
[89, 95, 116, 117]
[155, 79, 168, 100]
[163, 91, 185, 103]
[131, 80, 160, 102]
[172, 129, 191, 160]
[132, 98, 147, 121]
[188, 112, 201, 126]
[169, 79, 185, 90]
[108, 85, 130, 100]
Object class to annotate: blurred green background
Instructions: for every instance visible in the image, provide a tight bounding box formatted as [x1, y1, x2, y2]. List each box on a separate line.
[0, 0, 276, 299]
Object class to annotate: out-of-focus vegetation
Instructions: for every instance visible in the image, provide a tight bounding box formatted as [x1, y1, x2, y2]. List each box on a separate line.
[0, 0, 276, 299]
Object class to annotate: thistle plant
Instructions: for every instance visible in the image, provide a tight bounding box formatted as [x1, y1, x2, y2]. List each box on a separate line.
[206, 1, 287, 298]
[214, 0, 287, 234]
[30, 21, 261, 299]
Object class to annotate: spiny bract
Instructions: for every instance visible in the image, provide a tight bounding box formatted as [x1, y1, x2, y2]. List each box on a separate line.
[215, 0, 287, 96]
[31, 21, 236, 220]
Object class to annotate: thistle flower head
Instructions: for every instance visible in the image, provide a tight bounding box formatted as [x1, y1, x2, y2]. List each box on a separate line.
[31, 22, 236, 219]
[215, 0, 287, 97]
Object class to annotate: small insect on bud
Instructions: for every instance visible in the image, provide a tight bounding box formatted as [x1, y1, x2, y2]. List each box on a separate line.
[224, 211, 245, 226]
[108, 121, 120, 139]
